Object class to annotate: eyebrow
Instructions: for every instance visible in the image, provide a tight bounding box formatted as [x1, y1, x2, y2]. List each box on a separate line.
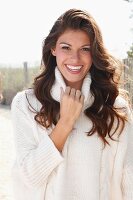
[59, 42, 91, 47]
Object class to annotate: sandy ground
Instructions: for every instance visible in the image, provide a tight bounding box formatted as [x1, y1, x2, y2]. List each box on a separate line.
[0, 105, 16, 200]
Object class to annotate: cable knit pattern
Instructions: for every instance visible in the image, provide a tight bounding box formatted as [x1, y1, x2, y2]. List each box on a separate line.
[11, 67, 133, 200]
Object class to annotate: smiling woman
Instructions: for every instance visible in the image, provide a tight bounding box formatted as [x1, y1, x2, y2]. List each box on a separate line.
[11, 8, 133, 200]
[51, 29, 92, 89]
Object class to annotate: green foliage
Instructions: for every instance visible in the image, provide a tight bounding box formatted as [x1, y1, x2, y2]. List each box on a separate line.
[0, 66, 40, 104]
[127, 43, 133, 58]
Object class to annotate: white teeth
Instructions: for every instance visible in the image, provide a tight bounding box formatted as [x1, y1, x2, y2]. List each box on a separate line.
[67, 65, 82, 70]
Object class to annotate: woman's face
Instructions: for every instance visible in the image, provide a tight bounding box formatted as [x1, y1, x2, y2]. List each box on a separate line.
[51, 29, 92, 90]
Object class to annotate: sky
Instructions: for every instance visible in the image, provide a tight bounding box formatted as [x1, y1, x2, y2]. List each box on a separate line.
[0, 0, 133, 67]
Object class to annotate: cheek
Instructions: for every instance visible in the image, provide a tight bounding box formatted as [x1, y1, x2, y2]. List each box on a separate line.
[56, 52, 67, 63]
[89, 59, 93, 66]
[88, 54, 92, 64]
[84, 57, 92, 70]
[85, 55, 92, 65]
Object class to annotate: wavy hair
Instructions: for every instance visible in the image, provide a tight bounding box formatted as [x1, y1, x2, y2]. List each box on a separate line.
[32, 8, 127, 145]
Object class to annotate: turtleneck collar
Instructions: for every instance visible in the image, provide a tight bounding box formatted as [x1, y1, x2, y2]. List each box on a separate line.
[50, 67, 94, 110]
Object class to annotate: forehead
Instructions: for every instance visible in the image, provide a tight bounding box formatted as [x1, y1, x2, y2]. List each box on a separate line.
[57, 29, 90, 45]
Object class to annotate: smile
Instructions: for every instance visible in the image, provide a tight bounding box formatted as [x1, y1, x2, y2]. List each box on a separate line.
[66, 65, 82, 71]
[65, 65, 82, 74]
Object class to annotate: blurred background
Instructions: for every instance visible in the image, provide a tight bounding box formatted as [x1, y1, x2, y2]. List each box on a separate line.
[0, 0, 133, 199]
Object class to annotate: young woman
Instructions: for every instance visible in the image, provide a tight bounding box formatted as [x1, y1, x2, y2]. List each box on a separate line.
[11, 8, 133, 200]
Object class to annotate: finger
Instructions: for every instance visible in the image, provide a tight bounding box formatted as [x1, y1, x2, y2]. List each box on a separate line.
[60, 87, 64, 100]
[65, 86, 71, 95]
[75, 90, 81, 100]
[80, 95, 85, 104]
[70, 88, 76, 98]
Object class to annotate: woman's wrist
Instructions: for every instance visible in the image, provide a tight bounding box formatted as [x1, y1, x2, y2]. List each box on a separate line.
[58, 118, 74, 132]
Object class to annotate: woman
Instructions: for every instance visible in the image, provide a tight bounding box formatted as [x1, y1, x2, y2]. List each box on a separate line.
[11, 8, 133, 200]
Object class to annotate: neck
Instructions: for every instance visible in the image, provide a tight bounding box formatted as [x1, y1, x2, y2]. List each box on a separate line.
[64, 80, 83, 90]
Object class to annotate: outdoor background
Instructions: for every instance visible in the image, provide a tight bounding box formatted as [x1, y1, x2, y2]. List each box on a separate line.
[0, 0, 133, 199]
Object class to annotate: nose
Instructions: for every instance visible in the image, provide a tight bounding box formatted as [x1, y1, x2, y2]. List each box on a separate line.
[70, 50, 80, 61]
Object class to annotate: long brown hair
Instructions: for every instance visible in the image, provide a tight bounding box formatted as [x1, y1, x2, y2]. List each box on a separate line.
[32, 8, 127, 145]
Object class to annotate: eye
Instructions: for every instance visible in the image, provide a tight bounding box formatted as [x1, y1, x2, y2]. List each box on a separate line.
[82, 47, 91, 52]
[61, 46, 71, 50]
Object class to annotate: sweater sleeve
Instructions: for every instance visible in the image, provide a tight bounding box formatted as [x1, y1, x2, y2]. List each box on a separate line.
[122, 106, 133, 199]
[11, 91, 64, 188]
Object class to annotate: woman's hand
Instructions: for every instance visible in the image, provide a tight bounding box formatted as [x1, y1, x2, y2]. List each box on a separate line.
[49, 86, 84, 151]
[59, 86, 84, 127]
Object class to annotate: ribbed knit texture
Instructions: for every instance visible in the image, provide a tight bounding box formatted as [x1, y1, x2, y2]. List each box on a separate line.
[11, 67, 133, 200]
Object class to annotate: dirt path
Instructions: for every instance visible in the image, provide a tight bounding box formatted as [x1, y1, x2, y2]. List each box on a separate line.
[0, 105, 15, 200]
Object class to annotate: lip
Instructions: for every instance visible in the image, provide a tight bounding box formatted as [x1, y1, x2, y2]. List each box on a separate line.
[65, 64, 82, 74]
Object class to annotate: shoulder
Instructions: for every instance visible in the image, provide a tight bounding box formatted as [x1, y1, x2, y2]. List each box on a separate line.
[114, 88, 131, 108]
[11, 88, 41, 113]
[114, 95, 133, 123]
[114, 95, 128, 108]
[11, 89, 34, 107]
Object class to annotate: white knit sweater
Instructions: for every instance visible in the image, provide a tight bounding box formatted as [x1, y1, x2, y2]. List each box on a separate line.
[11, 67, 133, 200]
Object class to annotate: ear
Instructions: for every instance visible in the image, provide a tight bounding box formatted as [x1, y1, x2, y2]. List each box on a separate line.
[51, 48, 56, 56]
